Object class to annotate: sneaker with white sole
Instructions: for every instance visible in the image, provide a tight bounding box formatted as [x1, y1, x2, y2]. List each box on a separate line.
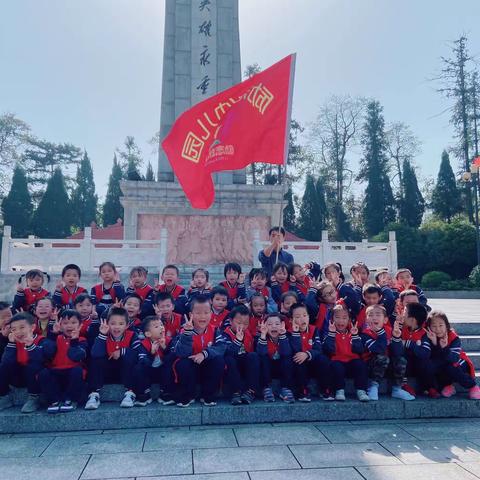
[84, 392, 100, 410]
[21, 394, 40, 413]
[60, 400, 77, 412]
[120, 391, 136, 408]
[176, 398, 195, 408]
[391, 385, 415, 401]
[367, 381, 379, 401]
[47, 402, 61, 414]
[134, 394, 153, 407]
[0, 394, 13, 411]
[200, 398, 217, 406]
[335, 389, 346, 401]
[356, 389, 370, 402]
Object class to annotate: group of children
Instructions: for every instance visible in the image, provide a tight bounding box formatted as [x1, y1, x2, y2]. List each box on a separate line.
[0, 258, 478, 414]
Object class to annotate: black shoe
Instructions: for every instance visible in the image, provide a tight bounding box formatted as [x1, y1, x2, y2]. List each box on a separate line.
[231, 392, 242, 405]
[47, 402, 61, 414]
[59, 400, 77, 412]
[241, 389, 255, 404]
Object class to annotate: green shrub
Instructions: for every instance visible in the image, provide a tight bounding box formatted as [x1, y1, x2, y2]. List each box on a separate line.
[469, 265, 480, 288]
[438, 279, 473, 290]
[421, 271, 452, 289]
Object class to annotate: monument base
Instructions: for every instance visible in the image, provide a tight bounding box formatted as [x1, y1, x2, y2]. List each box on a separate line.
[120, 181, 285, 265]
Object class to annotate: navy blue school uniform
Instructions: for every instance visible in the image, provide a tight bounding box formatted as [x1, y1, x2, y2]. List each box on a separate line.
[271, 281, 304, 306]
[40, 332, 88, 404]
[155, 284, 188, 316]
[184, 287, 212, 312]
[0, 335, 45, 397]
[89, 330, 140, 392]
[53, 286, 87, 309]
[336, 282, 362, 317]
[379, 286, 397, 323]
[305, 288, 332, 340]
[256, 333, 293, 390]
[90, 282, 125, 317]
[173, 324, 226, 404]
[125, 284, 155, 319]
[290, 325, 331, 397]
[219, 280, 247, 310]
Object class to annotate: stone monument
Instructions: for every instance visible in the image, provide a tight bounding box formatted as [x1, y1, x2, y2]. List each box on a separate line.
[121, 0, 285, 266]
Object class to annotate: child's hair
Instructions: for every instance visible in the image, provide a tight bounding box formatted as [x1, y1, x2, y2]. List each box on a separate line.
[224, 262, 242, 277]
[374, 269, 389, 283]
[269, 226, 286, 236]
[155, 291, 174, 304]
[192, 268, 209, 281]
[366, 304, 387, 316]
[265, 312, 288, 323]
[228, 304, 250, 319]
[350, 262, 370, 275]
[281, 291, 298, 304]
[9, 312, 35, 326]
[130, 266, 148, 277]
[426, 310, 452, 331]
[250, 292, 267, 306]
[162, 264, 179, 275]
[59, 309, 81, 322]
[287, 263, 303, 276]
[332, 302, 351, 318]
[142, 315, 161, 333]
[122, 293, 143, 305]
[362, 284, 382, 297]
[107, 306, 128, 322]
[248, 268, 268, 283]
[0, 301, 11, 312]
[395, 268, 412, 279]
[19, 269, 49, 285]
[210, 286, 228, 299]
[73, 292, 92, 306]
[290, 302, 308, 316]
[35, 296, 54, 308]
[272, 262, 288, 276]
[99, 262, 117, 274]
[399, 289, 418, 301]
[405, 302, 428, 327]
[62, 264, 81, 278]
[322, 262, 346, 283]
[190, 294, 210, 311]
[316, 280, 335, 300]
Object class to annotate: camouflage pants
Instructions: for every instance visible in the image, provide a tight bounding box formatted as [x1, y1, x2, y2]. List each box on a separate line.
[368, 355, 407, 385]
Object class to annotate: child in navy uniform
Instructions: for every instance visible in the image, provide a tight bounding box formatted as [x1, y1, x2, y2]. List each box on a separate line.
[40, 310, 87, 413]
[90, 262, 125, 318]
[257, 313, 295, 403]
[223, 305, 259, 405]
[271, 262, 303, 306]
[185, 268, 212, 311]
[306, 280, 337, 340]
[290, 303, 331, 402]
[123, 294, 143, 334]
[53, 264, 87, 309]
[210, 286, 230, 329]
[426, 310, 480, 400]
[126, 266, 155, 318]
[13, 269, 50, 313]
[247, 268, 277, 313]
[323, 263, 362, 317]
[155, 265, 187, 314]
[154, 292, 183, 340]
[323, 304, 369, 402]
[248, 292, 267, 336]
[134, 316, 175, 406]
[173, 296, 226, 407]
[219, 262, 247, 309]
[0, 302, 13, 359]
[85, 307, 140, 410]
[0, 313, 45, 413]
[395, 268, 429, 308]
[33, 297, 56, 337]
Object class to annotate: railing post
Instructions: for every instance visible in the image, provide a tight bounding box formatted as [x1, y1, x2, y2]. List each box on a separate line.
[321, 230, 329, 265]
[1, 226, 12, 273]
[388, 231, 398, 273]
[159, 228, 168, 273]
[252, 230, 261, 267]
[83, 227, 93, 272]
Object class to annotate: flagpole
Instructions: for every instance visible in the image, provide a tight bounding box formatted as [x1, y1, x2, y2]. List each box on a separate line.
[275, 53, 296, 266]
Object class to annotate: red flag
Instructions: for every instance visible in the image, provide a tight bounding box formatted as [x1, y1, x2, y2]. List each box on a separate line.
[473, 156, 480, 168]
[162, 54, 296, 209]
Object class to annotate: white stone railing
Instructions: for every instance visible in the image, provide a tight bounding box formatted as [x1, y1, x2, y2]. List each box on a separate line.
[252, 230, 398, 274]
[0, 226, 168, 274]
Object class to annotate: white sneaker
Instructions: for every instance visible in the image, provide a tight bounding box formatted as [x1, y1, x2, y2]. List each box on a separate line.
[84, 392, 100, 410]
[357, 389, 370, 402]
[367, 382, 379, 401]
[335, 389, 346, 401]
[120, 391, 136, 408]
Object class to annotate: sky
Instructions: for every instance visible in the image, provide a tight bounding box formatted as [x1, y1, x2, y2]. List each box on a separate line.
[1, 0, 479, 199]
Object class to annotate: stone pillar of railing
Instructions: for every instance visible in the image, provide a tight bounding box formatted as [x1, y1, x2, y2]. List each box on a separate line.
[159, 228, 168, 273]
[321, 230, 329, 265]
[388, 231, 398, 273]
[82, 227, 93, 271]
[0, 226, 12, 273]
[252, 230, 261, 267]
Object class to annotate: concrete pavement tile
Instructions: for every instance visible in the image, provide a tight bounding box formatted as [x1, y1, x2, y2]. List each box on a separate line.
[13, 429, 104, 438]
[0, 436, 54, 457]
[101, 426, 189, 434]
[144, 428, 237, 450]
[249, 467, 364, 480]
[194, 446, 299, 473]
[81, 450, 192, 479]
[142, 474, 249, 480]
[190, 423, 272, 430]
[234, 425, 329, 446]
[357, 463, 479, 479]
[42, 432, 145, 455]
[318, 425, 415, 443]
[289, 442, 402, 468]
[400, 422, 480, 440]
[459, 463, 480, 477]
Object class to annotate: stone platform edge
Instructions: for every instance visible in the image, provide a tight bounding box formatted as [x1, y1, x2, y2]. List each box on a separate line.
[0, 397, 479, 434]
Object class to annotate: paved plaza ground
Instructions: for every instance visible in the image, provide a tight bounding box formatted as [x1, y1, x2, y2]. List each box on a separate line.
[429, 298, 480, 323]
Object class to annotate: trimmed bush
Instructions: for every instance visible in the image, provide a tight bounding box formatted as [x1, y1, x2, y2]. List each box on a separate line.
[421, 271, 452, 289]
[469, 265, 480, 288]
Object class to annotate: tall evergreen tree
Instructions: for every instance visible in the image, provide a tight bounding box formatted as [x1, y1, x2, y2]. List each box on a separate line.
[1, 165, 33, 237]
[126, 158, 143, 181]
[398, 159, 425, 228]
[103, 154, 124, 226]
[297, 175, 326, 241]
[358, 100, 396, 236]
[145, 162, 155, 181]
[31, 168, 71, 238]
[315, 176, 328, 232]
[283, 187, 296, 233]
[431, 150, 463, 222]
[71, 151, 98, 229]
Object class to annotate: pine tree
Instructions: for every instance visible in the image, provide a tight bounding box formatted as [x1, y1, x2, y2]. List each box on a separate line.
[31, 168, 71, 238]
[398, 159, 425, 228]
[358, 100, 396, 236]
[71, 151, 98, 229]
[103, 154, 124, 227]
[315, 176, 328, 231]
[126, 158, 143, 181]
[145, 162, 155, 181]
[1, 165, 33, 237]
[431, 150, 463, 222]
[297, 175, 325, 241]
[283, 187, 296, 233]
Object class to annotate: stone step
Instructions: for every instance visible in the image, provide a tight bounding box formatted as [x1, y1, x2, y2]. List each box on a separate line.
[469, 352, 480, 369]
[460, 335, 480, 351]
[1, 397, 480, 434]
[451, 322, 480, 336]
